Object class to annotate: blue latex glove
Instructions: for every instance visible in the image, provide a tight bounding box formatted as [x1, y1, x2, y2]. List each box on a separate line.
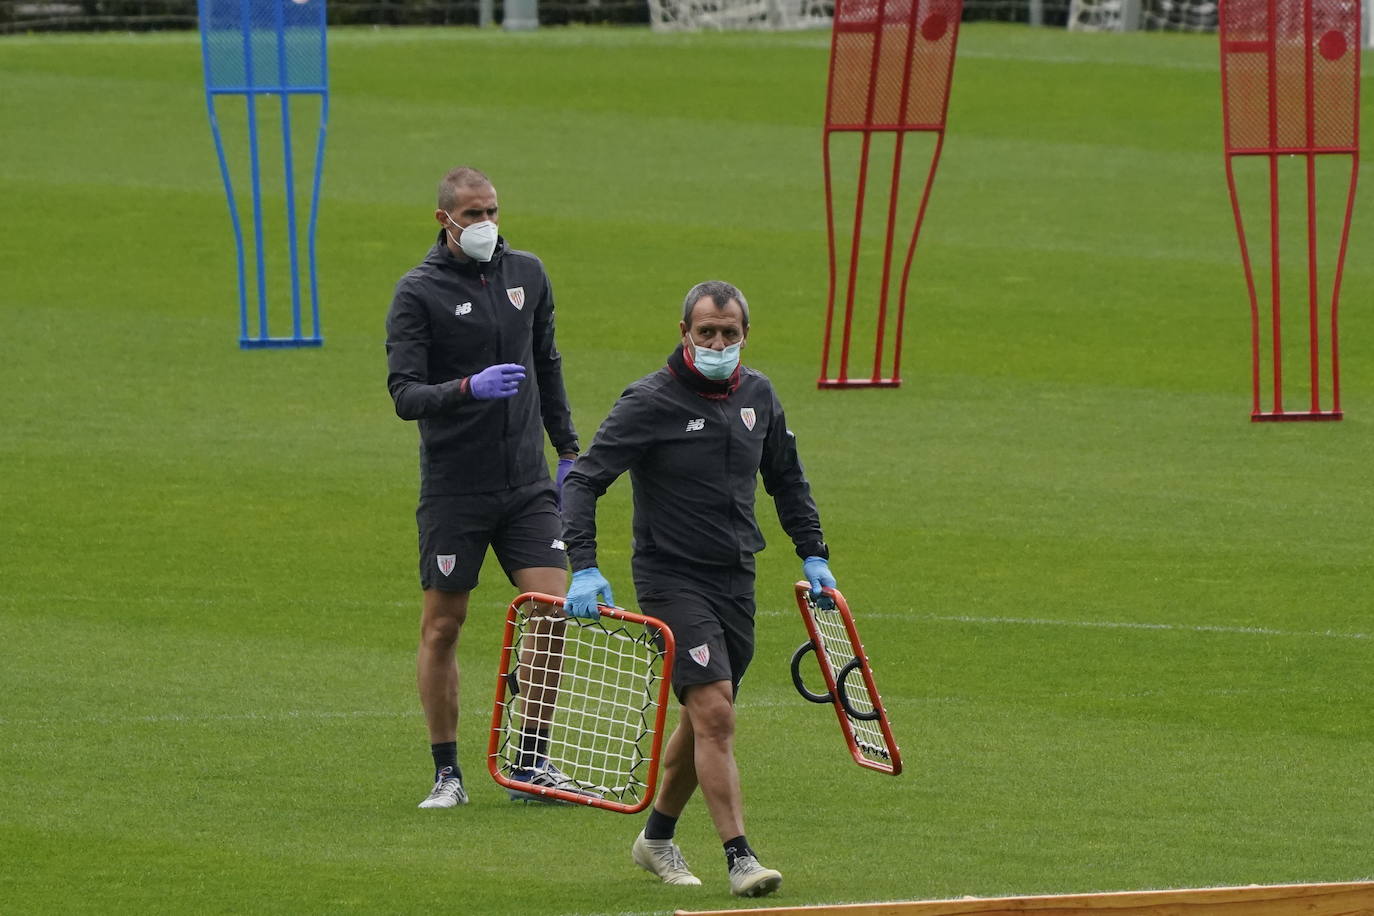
[803, 556, 836, 608]
[566, 567, 614, 619]
[555, 457, 575, 509]
[469, 363, 526, 400]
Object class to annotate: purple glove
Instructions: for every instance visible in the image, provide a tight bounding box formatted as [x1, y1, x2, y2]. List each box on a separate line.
[469, 363, 526, 400]
[555, 457, 575, 509]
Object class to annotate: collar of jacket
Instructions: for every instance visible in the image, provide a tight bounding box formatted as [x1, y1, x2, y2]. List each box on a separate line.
[426, 228, 508, 274]
[666, 345, 740, 400]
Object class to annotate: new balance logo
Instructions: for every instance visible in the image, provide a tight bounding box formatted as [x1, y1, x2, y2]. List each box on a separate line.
[685, 418, 705, 432]
[550, 539, 566, 551]
[454, 301, 472, 316]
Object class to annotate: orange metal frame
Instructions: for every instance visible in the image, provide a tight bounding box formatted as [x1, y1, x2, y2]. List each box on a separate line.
[790, 583, 902, 776]
[486, 591, 676, 813]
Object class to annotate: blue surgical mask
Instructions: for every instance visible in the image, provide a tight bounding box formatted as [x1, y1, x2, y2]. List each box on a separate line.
[688, 333, 742, 380]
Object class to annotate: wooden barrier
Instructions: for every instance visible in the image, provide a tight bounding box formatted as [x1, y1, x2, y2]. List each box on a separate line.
[677, 880, 1374, 916]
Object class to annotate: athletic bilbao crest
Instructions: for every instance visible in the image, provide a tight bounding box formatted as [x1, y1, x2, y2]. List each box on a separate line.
[739, 407, 756, 431]
[506, 286, 525, 310]
[689, 644, 711, 667]
[437, 554, 456, 577]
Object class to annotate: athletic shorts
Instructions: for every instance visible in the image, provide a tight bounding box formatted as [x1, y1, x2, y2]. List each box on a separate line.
[416, 480, 566, 592]
[633, 555, 756, 702]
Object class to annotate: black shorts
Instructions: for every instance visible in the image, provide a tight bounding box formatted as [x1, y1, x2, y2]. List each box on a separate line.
[633, 556, 756, 702]
[416, 480, 567, 592]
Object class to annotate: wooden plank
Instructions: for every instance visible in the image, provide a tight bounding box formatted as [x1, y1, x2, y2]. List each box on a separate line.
[676, 881, 1374, 916]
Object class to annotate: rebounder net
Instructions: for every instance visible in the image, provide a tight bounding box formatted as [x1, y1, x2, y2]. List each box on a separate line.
[790, 583, 902, 774]
[487, 593, 676, 813]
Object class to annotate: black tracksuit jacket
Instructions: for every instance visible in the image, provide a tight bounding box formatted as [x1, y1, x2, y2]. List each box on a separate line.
[561, 356, 827, 573]
[385, 231, 578, 496]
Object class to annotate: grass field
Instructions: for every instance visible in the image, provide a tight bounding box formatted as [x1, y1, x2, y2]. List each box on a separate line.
[2, 21, 1372, 916]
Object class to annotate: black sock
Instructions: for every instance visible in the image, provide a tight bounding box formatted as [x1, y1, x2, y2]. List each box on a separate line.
[431, 742, 459, 782]
[517, 728, 549, 770]
[723, 835, 754, 869]
[643, 808, 679, 841]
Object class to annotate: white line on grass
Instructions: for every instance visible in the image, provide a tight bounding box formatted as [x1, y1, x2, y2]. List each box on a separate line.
[20, 595, 1366, 642]
[0, 709, 414, 727]
[758, 608, 1369, 642]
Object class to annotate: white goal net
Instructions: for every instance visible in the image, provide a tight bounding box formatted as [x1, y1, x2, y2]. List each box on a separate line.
[1067, 0, 1373, 45]
[1067, 0, 1217, 31]
[647, 0, 832, 30]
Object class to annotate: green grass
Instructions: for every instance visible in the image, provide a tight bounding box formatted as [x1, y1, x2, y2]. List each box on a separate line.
[2, 22, 1372, 915]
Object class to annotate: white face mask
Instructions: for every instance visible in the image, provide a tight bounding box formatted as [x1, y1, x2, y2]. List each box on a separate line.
[688, 332, 742, 380]
[447, 217, 498, 262]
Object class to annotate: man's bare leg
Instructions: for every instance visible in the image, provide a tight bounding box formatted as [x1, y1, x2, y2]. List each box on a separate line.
[630, 698, 706, 886]
[658, 680, 779, 896]
[416, 588, 470, 807]
[511, 566, 568, 758]
[680, 680, 744, 840]
[418, 588, 469, 744]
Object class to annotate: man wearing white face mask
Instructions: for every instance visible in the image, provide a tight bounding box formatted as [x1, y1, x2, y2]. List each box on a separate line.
[386, 166, 586, 810]
[560, 281, 836, 898]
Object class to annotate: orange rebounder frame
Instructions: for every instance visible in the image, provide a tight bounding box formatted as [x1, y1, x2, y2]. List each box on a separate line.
[790, 583, 901, 775]
[487, 592, 676, 813]
[1220, 0, 1360, 420]
[820, 0, 963, 389]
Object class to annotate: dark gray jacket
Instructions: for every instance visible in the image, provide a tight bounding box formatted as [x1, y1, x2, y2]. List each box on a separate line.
[386, 232, 578, 496]
[562, 357, 827, 571]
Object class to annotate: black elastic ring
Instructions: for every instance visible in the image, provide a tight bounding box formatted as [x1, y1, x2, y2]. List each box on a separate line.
[835, 658, 881, 721]
[790, 641, 833, 704]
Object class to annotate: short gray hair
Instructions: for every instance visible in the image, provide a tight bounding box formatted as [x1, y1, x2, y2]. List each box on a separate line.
[437, 166, 492, 212]
[681, 280, 750, 329]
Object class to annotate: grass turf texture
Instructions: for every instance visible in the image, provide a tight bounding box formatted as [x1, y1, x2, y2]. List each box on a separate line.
[2, 22, 1372, 915]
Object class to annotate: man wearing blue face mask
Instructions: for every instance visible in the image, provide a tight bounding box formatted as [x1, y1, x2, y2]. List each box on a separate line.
[561, 280, 836, 898]
[386, 166, 585, 810]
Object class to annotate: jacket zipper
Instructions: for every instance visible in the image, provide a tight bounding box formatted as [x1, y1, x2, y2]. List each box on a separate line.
[717, 399, 742, 560]
[484, 267, 512, 491]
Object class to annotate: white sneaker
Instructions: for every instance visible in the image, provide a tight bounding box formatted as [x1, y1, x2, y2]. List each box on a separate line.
[631, 831, 702, 886]
[507, 762, 604, 803]
[729, 854, 782, 897]
[417, 766, 468, 809]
